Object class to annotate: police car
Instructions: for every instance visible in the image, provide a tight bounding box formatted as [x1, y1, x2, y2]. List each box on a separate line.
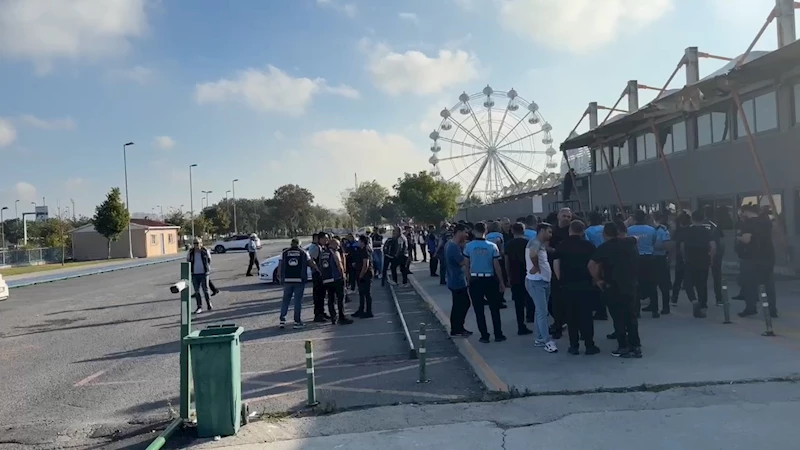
[0, 273, 8, 301]
[259, 244, 314, 284]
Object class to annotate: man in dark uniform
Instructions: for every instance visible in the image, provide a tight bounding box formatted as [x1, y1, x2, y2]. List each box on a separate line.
[505, 222, 535, 333]
[548, 208, 572, 338]
[371, 227, 385, 280]
[310, 232, 330, 323]
[435, 223, 453, 285]
[276, 238, 319, 329]
[464, 222, 506, 343]
[680, 209, 716, 318]
[319, 238, 353, 325]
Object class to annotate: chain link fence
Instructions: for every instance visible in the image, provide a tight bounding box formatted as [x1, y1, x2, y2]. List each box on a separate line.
[0, 247, 71, 267]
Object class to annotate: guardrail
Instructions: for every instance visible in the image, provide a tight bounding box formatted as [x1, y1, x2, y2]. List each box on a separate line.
[387, 282, 417, 359]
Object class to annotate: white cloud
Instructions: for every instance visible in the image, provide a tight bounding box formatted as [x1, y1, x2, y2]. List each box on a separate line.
[498, 0, 673, 53]
[65, 177, 87, 190]
[154, 136, 176, 150]
[0, 0, 149, 74]
[195, 65, 359, 115]
[0, 119, 17, 147]
[316, 0, 358, 18]
[361, 40, 481, 96]
[0, 182, 38, 209]
[273, 131, 285, 141]
[418, 100, 450, 133]
[275, 129, 428, 207]
[398, 12, 419, 24]
[19, 114, 77, 131]
[109, 65, 155, 85]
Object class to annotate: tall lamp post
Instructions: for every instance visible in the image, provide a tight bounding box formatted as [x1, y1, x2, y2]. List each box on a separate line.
[232, 178, 239, 234]
[14, 200, 19, 219]
[0, 206, 8, 249]
[202, 191, 212, 209]
[189, 164, 197, 239]
[123, 141, 135, 259]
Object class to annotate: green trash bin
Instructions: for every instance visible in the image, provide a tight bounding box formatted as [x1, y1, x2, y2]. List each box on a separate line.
[183, 324, 244, 438]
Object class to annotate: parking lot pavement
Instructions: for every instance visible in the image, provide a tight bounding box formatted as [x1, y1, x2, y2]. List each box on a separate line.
[0, 242, 482, 449]
[408, 260, 800, 394]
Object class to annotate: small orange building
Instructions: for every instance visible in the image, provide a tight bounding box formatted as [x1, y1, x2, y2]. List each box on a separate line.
[71, 219, 181, 261]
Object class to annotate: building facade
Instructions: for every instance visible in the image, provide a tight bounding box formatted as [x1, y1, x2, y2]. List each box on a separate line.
[71, 219, 180, 261]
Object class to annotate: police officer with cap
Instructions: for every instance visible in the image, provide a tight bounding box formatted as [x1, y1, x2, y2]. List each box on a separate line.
[463, 221, 506, 343]
[309, 232, 331, 323]
[277, 238, 319, 329]
[318, 238, 354, 325]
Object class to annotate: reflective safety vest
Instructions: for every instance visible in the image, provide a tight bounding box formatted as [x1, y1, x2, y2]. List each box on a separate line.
[317, 249, 342, 284]
[281, 247, 309, 283]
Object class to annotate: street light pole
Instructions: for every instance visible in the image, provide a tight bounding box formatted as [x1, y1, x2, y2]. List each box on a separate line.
[232, 178, 239, 234]
[14, 200, 19, 219]
[0, 206, 7, 249]
[123, 142, 135, 259]
[189, 164, 197, 239]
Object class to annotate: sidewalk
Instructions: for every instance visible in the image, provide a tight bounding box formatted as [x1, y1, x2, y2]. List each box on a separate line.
[407, 261, 800, 394]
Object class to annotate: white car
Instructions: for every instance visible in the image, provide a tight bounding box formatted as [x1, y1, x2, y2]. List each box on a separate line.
[259, 244, 314, 284]
[211, 234, 262, 254]
[0, 273, 8, 301]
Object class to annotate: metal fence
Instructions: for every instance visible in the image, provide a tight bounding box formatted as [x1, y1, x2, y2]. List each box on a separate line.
[0, 247, 71, 267]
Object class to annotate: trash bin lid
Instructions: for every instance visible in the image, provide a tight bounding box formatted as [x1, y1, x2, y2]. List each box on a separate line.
[183, 325, 244, 344]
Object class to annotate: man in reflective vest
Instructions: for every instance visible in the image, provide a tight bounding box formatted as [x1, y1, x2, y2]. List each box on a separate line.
[318, 238, 354, 325]
[277, 238, 319, 329]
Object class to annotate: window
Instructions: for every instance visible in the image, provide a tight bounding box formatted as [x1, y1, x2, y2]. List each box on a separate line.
[697, 198, 735, 231]
[594, 147, 608, 172]
[697, 105, 731, 147]
[613, 140, 629, 167]
[794, 84, 800, 125]
[150, 235, 156, 245]
[168, 234, 174, 244]
[635, 132, 657, 162]
[740, 193, 782, 217]
[659, 121, 687, 155]
[736, 91, 778, 137]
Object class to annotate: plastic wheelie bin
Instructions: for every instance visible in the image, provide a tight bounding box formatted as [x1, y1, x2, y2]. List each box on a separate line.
[183, 324, 246, 438]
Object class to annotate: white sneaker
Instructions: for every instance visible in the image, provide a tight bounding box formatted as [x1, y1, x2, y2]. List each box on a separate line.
[194, 307, 202, 314]
[279, 320, 286, 329]
[544, 341, 558, 353]
[533, 339, 546, 347]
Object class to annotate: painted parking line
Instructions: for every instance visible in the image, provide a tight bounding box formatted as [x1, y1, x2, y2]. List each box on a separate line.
[74, 370, 108, 387]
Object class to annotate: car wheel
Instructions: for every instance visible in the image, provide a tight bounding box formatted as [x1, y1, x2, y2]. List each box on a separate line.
[214, 245, 226, 253]
[272, 268, 280, 285]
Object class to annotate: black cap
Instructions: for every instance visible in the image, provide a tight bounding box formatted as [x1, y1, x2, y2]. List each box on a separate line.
[453, 223, 467, 233]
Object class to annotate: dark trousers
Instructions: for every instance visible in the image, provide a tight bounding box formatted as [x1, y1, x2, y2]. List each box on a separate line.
[653, 255, 671, 310]
[637, 255, 657, 306]
[684, 264, 709, 308]
[347, 264, 357, 291]
[449, 287, 472, 333]
[409, 244, 417, 261]
[468, 277, 504, 339]
[564, 284, 595, 347]
[510, 283, 534, 330]
[438, 255, 447, 284]
[390, 256, 409, 284]
[246, 252, 259, 275]
[419, 244, 427, 262]
[357, 277, 373, 313]
[671, 258, 685, 301]
[549, 278, 566, 331]
[191, 273, 211, 307]
[324, 279, 346, 319]
[429, 256, 438, 276]
[209, 280, 219, 294]
[740, 259, 777, 313]
[606, 290, 641, 349]
[312, 274, 326, 318]
[381, 257, 392, 286]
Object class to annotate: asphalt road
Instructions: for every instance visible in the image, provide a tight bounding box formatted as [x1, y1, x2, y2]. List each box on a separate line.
[0, 240, 482, 449]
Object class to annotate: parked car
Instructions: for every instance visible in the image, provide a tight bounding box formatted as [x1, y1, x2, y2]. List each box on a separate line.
[259, 244, 314, 284]
[211, 234, 262, 254]
[0, 274, 8, 301]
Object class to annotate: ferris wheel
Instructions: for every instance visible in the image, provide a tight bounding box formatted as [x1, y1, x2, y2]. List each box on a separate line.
[428, 85, 557, 202]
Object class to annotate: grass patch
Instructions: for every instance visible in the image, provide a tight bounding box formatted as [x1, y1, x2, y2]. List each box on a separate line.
[0, 259, 125, 276]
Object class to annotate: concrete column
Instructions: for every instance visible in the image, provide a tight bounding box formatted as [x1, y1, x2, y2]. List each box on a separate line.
[627, 80, 639, 112]
[684, 47, 700, 85]
[588, 102, 599, 129]
[776, 0, 797, 48]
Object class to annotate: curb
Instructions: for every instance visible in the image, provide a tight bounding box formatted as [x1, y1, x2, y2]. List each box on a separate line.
[387, 282, 417, 359]
[407, 274, 509, 392]
[7, 256, 184, 289]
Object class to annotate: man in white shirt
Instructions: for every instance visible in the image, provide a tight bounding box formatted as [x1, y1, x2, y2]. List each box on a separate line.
[524, 223, 557, 353]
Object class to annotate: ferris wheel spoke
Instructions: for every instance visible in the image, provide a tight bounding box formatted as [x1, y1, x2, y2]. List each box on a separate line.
[496, 152, 543, 176]
[438, 137, 486, 151]
[445, 156, 485, 183]
[450, 115, 490, 147]
[494, 111, 530, 148]
[496, 130, 544, 150]
[438, 150, 485, 162]
[493, 101, 511, 146]
[487, 105, 494, 145]
[499, 149, 548, 155]
[494, 154, 520, 185]
[464, 156, 490, 200]
[466, 103, 491, 146]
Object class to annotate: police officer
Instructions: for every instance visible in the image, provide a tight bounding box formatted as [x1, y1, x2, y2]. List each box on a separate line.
[310, 232, 330, 323]
[435, 223, 453, 285]
[680, 209, 716, 318]
[652, 212, 672, 315]
[318, 238, 354, 325]
[486, 221, 508, 309]
[245, 234, 259, 276]
[370, 227, 385, 279]
[276, 238, 319, 329]
[628, 210, 659, 318]
[464, 221, 506, 343]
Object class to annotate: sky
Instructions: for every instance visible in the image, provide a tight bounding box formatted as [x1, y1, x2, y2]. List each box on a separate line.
[0, 0, 793, 219]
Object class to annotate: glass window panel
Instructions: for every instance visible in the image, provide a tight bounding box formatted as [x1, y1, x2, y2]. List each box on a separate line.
[711, 110, 729, 143]
[617, 140, 629, 166]
[660, 126, 673, 155]
[645, 132, 657, 159]
[697, 114, 712, 147]
[672, 121, 687, 152]
[740, 194, 782, 217]
[754, 91, 777, 132]
[736, 99, 754, 139]
[635, 135, 645, 162]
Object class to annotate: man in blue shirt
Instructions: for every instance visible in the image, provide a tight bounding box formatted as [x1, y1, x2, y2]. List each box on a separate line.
[445, 224, 473, 337]
[523, 215, 538, 240]
[585, 212, 605, 247]
[464, 222, 506, 343]
[627, 209, 659, 318]
[652, 212, 672, 315]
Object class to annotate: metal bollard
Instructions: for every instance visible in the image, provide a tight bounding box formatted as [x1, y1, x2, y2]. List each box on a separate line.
[722, 285, 732, 324]
[761, 291, 775, 337]
[174, 262, 193, 420]
[417, 323, 429, 384]
[305, 341, 319, 407]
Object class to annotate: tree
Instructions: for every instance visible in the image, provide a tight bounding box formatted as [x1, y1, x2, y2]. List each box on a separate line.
[202, 205, 231, 236]
[394, 171, 460, 224]
[267, 184, 314, 236]
[2, 219, 23, 245]
[342, 181, 390, 226]
[379, 197, 405, 225]
[93, 187, 130, 258]
[461, 194, 484, 208]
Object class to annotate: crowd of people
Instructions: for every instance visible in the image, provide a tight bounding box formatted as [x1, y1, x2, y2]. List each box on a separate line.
[181, 203, 778, 358]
